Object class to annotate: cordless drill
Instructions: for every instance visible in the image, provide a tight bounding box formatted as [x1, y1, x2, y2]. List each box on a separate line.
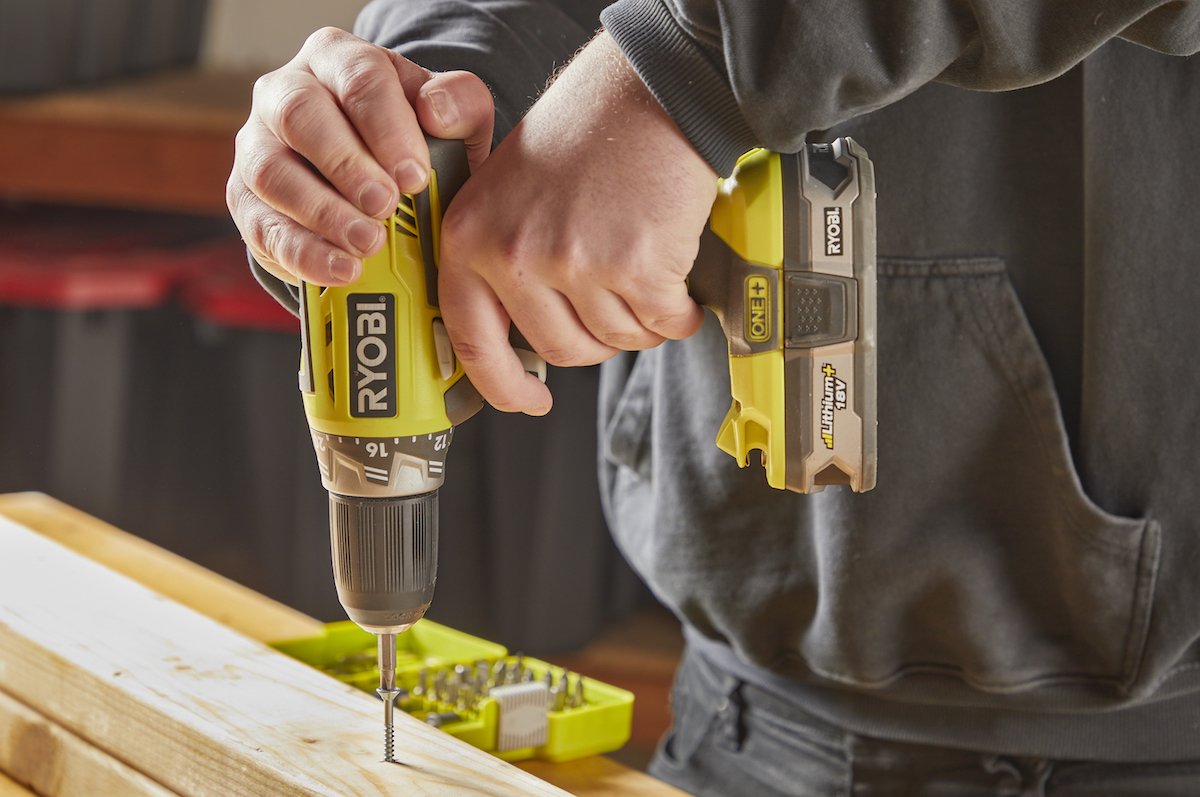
[293, 137, 545, 761]
[274, 136, 874, 762]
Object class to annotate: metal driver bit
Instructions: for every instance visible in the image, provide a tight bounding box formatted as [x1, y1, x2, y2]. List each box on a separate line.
[376, 633, 403, 762]
[476, 660, 491, 697]
[571, 675, 585, 709]
[554, 672, 569, 712]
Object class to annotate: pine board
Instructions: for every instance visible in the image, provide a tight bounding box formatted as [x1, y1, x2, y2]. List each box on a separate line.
[0, 689, 180, 797]
[0, 515, 572, 797]
[0, 492, 322, 644]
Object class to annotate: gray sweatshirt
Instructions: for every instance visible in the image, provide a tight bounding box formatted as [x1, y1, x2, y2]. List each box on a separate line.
[358, 0, 1200, 760]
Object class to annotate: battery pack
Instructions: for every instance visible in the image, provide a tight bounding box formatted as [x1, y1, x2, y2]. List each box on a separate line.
[689, 138, 877, 493]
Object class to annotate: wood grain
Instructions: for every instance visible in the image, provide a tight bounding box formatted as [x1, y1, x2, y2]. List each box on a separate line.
[0, 495, 691, 797]
[0, 493, 323, 644]
[0, 690, 181, 797]
[0, 516, 573, 797]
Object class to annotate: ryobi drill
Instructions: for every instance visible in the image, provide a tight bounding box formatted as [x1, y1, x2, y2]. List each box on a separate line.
[281, 136, 874, 761]
[292, 138, 544, 761]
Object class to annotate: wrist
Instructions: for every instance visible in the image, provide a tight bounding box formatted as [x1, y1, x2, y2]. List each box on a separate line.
[601, 0, 758, 177]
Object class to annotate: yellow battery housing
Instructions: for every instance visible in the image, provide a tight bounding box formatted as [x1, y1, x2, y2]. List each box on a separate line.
[708, 149, 789, 488]
[690, 140, 877, 494]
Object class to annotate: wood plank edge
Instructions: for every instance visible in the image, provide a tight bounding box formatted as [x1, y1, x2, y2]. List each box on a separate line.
[0, 688, 180, 797]
[0, 519, 575, 797]
[0, 772, 37, 797]
[0, 493, 324, 642]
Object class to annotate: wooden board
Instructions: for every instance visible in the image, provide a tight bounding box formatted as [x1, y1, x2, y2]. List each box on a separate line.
[0, 690, 180, 797]
[0, 516, 573, 797]
[0, 493, 323, 644]
[0, 772, 37, 797]
[0, 494, 691, 797]
[519, 757, 680, 795]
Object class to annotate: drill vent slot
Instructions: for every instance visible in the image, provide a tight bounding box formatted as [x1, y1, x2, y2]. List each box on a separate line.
[394, 196, 419, 237]
[324, 314, 334, 399]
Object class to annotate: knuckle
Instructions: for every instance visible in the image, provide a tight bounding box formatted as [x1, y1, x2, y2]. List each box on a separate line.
[445, 336, 488, 367]
[273, 83, 322, 140]
[260, 218, 314, 281]
[239, 144, 291, 201]
[225, 173, 248, 218]
[538, 344, 593, 368]
[648, 307, 703, 339]
[237, 202, 336, 286]
[250, 69, 281, 103]
[255, 215, 293, 266]
[319, 149, 360, 192]
[337, 54, 396, 116]
[303, 26, 350, 52]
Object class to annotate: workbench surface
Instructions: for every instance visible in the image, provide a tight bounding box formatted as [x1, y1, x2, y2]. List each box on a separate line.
[0, 492, 686, 797]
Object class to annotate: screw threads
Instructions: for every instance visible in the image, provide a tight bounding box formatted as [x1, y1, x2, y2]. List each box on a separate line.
[384, 723, 395, 763]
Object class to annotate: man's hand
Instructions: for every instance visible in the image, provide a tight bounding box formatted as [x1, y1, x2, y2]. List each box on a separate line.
[227, 27, 495, 287]
[438, 32, 719, 415]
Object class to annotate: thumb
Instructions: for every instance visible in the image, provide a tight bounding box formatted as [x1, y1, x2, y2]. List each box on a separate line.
[415, 71, 496, 173]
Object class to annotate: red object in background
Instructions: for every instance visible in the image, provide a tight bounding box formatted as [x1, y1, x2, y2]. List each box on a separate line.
[0, 237, 189, 310]
[0, 202, 217, 310]
[0, 204, 297, 332]
[177, 240, 298, 333]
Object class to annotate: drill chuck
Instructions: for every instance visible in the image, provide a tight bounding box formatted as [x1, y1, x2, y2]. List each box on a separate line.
[329, 491, 438, 635]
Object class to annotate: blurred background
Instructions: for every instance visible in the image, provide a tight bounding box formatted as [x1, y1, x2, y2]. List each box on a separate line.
[0, 0, 680, 764]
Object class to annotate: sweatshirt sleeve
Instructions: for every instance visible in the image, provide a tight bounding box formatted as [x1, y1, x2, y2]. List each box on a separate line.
[601, 0, 1200, 175]
[355, 0, 604, 141]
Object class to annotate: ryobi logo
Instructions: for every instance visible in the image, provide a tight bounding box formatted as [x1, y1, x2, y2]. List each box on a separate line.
[348, 294, 396, 417]
[745, 275, 771, 342]
[824, 207, 843, 257]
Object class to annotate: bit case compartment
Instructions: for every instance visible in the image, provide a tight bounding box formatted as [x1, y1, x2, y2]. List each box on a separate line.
[272, 619, 633, 762]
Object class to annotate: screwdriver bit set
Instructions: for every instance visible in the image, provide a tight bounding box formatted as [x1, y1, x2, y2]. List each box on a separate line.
[272, 619, 634, 762]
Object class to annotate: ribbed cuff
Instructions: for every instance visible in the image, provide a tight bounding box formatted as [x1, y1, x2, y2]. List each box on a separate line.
[601, 0, 758, 177]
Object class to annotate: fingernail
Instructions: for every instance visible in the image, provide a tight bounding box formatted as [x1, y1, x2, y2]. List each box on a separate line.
[329, 256, 359, 284]
[427, 88, 461, 130]
[395, 159, 428, 193]
[359, 182, 394, 217]
[347, 219, 383, 255]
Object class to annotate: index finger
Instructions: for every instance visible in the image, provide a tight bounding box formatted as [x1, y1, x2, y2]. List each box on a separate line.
[302, 29, 434, 195]
[438, 265, 554, 416]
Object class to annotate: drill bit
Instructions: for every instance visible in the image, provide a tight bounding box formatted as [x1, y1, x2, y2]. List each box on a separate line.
[376, 632, 402, 763]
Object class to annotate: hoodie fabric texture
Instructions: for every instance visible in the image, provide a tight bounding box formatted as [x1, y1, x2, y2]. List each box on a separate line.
[357, 0, 1200, 761]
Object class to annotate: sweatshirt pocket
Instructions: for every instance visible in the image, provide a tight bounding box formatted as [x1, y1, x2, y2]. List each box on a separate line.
[794, 258, 1161, 706]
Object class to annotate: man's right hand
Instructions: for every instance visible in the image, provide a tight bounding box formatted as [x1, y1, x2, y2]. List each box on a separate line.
[226, 27, 496, 288]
